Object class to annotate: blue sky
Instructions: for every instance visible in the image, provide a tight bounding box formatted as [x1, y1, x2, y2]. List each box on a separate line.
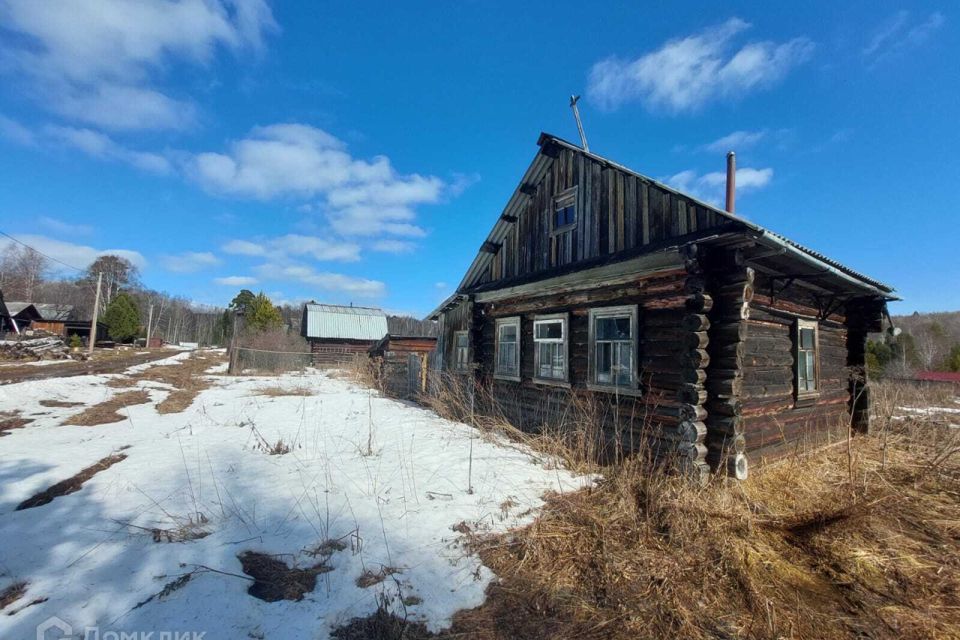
[0, 1, 956, 316]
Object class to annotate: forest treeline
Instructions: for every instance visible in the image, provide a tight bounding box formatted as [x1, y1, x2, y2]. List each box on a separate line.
[869, 311, 960, 377]
[1, 243, 434, 346]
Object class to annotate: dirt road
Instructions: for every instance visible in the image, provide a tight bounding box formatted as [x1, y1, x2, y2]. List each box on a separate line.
[0, 350, 179, 384]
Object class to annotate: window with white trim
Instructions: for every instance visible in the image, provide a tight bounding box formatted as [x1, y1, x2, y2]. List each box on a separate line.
[454, 331, 470, 372]
[494, 317, 520, 380]
[534, 314, 568, 381]
[795, 319, 819, 395]
[589, 306, 638, 389]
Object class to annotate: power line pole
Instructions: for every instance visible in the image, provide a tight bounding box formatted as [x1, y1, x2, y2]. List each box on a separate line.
[145, 304, 154, 349]
[88, 271, 102, 355]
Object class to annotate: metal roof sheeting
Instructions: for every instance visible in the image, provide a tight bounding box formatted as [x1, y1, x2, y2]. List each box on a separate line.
[303, 303, 388, 341]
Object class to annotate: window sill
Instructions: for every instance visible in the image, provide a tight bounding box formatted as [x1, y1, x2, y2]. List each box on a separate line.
[494, 373, 521, 382]
[586, 383, 643, 398]
[794, 392, 820, 407]
[532, 378, 571, 389]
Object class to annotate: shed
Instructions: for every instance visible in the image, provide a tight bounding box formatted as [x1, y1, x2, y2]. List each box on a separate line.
[427, 132, 897, 481]
[20, 303, 76, 335]
[301, 303, 389, 367]
[369, 335, 439, 398]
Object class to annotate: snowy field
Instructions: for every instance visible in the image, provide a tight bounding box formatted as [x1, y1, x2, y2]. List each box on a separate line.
[0, 353, 587, 639]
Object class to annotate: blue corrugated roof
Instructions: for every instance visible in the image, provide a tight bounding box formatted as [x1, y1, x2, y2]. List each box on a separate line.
[303, 303, 388, 341]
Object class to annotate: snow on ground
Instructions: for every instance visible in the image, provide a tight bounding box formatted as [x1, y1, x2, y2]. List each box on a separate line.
[0, 354, 588, 639]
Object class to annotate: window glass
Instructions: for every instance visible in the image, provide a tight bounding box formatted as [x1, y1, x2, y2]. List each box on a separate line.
[495, 318, 520, 378]
[535, 320, 563, 340]
[596, 317, 631, 340]
[796, 321, 818, 394]
[592, 309, 635, 387]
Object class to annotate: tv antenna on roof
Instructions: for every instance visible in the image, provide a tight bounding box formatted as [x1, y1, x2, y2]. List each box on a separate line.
[569, 95, 589, 152]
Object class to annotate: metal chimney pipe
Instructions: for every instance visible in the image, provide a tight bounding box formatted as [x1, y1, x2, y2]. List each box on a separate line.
[725, 151, 736, 214]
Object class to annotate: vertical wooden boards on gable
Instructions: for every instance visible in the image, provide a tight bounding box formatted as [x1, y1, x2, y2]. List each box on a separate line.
[474, 146, 730, 289]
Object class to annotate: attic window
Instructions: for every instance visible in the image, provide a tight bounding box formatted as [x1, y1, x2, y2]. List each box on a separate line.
[552, 188, 577, 233]
[795, 319, 819, 397]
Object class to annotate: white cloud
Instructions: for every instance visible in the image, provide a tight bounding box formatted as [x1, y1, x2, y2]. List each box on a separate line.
[371, 239, 416, 254]
[702, 130, 767, 153]
[44, 125, 172, 173]
[0, 0, 276, 131]
[222, 234, 360, 262]
[161, 251, 220, 273]
[253, 262, 385, 298]
[862, 11, 944, 64]
[221, 239, 266, 256]
[665, 166, 773, 205]
[587, 18, 814, 112]
[0, 114, 37, 146]
[189, 123, 444, 238]
[0, 234, 145, 274]
[38, 217, 93, 236]
[214, 275, 258, 286]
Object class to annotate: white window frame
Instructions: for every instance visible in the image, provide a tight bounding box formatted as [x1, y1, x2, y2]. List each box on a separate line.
[453, 330, 470, 373]
[795, 319, 819, 398]
[533, 313, 569, 384]
[588, 305, 640, 393]
[494, 316, 521, 381]
[550, 187, 577, 235]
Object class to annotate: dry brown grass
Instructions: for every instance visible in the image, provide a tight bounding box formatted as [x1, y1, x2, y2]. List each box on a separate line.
[0, 581, 27, 610]
[38, 399, 85, 408]
[63, 390, 151, 426]
[0, 410, 32, 436]
[16, 453, 128, 510]
[252, 386, 314, 398]
[107, 351, 224, 414]
[429, 382, 960, 640]
[238, 551, 332, 602]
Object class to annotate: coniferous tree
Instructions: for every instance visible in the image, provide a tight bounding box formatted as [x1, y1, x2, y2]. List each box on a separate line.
[103, 293, 141, 342]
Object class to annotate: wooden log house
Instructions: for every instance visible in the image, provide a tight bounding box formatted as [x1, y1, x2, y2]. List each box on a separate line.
[301, 303, 389, 367]
[427, 133, 896, 480]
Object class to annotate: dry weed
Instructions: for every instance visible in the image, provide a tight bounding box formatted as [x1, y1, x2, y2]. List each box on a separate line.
[252, 386, 314, 398]
[38, 399, 85, 408]
[436, 382, 960, 640]
[238, 551, 332, 602]
[0, 581, 27, 610]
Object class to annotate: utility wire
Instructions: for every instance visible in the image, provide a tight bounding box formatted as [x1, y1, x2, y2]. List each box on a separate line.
[0, 229, 86, 273]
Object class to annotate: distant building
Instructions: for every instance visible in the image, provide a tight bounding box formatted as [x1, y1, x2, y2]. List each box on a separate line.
[301, 303, 389, 367]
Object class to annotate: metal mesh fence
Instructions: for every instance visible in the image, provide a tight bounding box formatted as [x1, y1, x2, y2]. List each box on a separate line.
[231, 347, 313, 374]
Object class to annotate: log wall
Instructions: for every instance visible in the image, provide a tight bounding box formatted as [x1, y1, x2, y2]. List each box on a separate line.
[472, 262, 711, 480]
[739, 277, 853, 460]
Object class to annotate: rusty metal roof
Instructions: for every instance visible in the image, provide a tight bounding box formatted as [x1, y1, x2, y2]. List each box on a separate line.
[302, 303, 388, 341]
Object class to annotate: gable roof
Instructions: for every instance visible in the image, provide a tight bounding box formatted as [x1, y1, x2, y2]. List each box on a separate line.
[445, 132, 895, 314]
[301, 303, 388, 341]
[6, 302, 74, 321]
[4, 302, 43, 320]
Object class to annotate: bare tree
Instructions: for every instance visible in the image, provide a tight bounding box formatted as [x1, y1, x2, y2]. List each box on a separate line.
[84, 255, 141, 308]
[0, 244, 49, 300]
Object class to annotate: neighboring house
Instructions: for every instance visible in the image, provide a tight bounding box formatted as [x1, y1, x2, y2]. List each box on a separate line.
[427, 132, 896, 480]
[301, 303, 389, 367]
[25, 303, 75, 335]
[914, 371, 960, 385]
[2, 302, 43, 332]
